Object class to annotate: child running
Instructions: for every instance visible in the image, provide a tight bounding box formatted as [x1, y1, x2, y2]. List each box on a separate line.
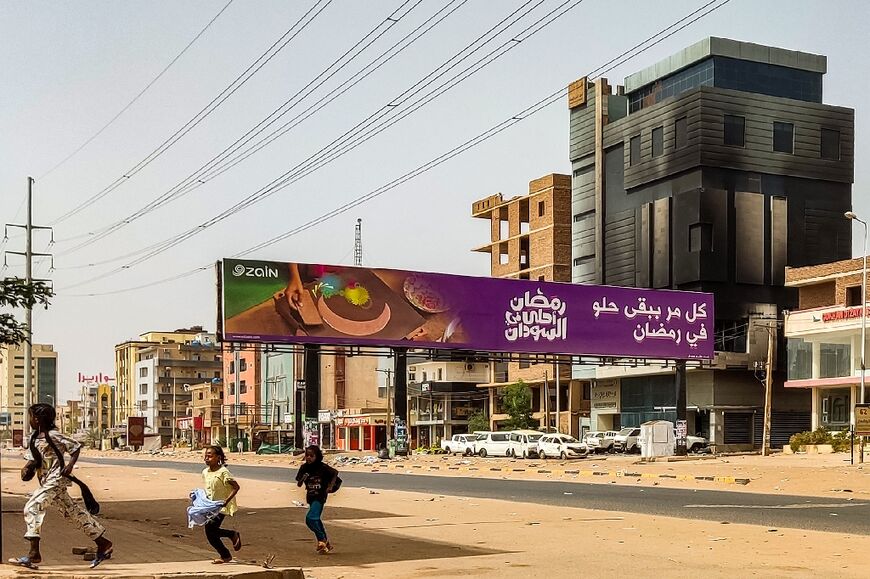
[201, 445, 241, 563]
[295, 445, 339, 553]
[9, 403, 113, 569]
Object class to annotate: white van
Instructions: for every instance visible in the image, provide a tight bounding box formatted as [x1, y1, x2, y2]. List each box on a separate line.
[508, 430, 545, 458]
[475, 431, 511, 457]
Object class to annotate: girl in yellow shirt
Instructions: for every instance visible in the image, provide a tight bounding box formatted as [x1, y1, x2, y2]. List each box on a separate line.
[202, 446, 241, 563]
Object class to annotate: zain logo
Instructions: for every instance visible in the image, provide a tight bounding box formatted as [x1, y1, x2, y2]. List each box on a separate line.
[231, 263, 279, 278]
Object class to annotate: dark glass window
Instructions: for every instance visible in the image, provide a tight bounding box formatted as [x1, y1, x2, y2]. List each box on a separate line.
[787, 338, 813, 380]
[821, 128, 840, 160]
[538, 201, 545, 217]
[627, 57, 714, 113]
[773, 122, 794, 153]
[651, 127, 663, 157]
[820, 343, 851, 378]
[713, 56, 822, 103]
[675, 117, 688, 149]
[724, 115, 744, 147]
[689, 223, 713, 252]
[846, 285, 863, 306]
[629, 135, 641, 165]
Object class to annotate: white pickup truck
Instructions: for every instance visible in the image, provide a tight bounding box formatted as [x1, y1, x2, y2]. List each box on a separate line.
[440, 434, 477, 456]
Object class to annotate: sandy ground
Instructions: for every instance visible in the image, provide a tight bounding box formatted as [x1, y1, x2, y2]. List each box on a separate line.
[80, 447, 870, 498]
[2, 450, 870, 578]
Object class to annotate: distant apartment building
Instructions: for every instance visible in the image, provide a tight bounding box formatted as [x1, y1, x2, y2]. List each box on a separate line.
[221, 344, 262, 449]
[319, 349, 390, 451]
[0, 343, 57, 430]
[189, 380, 224, 447]
[567, 37, 854, 449]
[115, 326, 214, 426]
[57, 400, 80, 435]
[131, 331, 221, 445]
[784, 258, 868, 431]
[472, 174, 591, 437]
[407, 359, 490, 447]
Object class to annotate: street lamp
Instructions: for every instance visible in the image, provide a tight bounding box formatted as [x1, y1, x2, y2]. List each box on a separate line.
[845, 211, 867, 464]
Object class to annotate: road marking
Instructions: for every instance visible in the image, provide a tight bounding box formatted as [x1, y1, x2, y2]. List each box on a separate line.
[684, 502, 869, 509]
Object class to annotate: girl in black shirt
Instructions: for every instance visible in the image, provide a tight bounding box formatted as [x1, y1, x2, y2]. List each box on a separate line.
[295, 445, 339, 553]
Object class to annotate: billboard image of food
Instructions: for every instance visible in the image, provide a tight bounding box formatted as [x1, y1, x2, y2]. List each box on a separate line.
[219, 258, 714, 360]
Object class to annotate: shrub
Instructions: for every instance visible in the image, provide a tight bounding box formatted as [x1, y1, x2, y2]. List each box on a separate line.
[789, 427, 852, 453]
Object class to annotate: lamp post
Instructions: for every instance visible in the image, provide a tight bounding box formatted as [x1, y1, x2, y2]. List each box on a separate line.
[845, 211, 867, 464]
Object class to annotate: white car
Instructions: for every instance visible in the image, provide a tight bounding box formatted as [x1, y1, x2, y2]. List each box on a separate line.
[507, 430, 545, 458]
[676, 432, 709, 453]
[613, 427, 641, 453]
[537, 433, 588, 459]
[441, 434, 477, 456]
[585, 430, 618, 453]
[475, 431, 511, 457]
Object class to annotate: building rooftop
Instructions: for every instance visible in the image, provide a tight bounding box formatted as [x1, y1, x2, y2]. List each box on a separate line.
[624, 37, 827, 93]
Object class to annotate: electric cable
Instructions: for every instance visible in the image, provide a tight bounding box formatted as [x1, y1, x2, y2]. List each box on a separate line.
[57, 0, 733, 298]
[37, 0, 236, 181]
[49, 0, 333, 226]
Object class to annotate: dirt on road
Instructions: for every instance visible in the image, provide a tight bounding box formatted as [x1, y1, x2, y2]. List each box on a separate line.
[2, 452, 870, 578]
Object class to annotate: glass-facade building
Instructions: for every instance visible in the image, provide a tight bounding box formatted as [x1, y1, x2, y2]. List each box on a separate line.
[628, 56, 823, 113]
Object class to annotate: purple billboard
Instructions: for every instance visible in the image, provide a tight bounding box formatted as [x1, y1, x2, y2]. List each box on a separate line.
[219, 258, 714, 360]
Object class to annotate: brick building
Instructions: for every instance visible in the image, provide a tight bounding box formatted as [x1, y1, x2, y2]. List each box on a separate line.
[784, 258, 868, 431]
[472, 173, 590, 436]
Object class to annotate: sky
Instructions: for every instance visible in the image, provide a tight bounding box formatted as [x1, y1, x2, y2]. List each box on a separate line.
[1, 0, 868, 404]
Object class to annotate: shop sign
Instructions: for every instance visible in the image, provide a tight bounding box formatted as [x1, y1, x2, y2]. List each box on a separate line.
[177, 416, 203, 431]
[318, 410, 333, 423]
[856, 404, 870, 436]
[822, 307, 865, 322]
[127, 417, 146, 446]
[591, 382, 620, 413]
[335, 415, 371, 427]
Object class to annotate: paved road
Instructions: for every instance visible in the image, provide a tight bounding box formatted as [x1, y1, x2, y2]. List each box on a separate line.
[83, 457, 870, 535]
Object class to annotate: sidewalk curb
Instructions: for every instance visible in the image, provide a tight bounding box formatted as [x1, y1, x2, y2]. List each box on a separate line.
[0, 565, 304, 578]
[366, 461, 751, 485]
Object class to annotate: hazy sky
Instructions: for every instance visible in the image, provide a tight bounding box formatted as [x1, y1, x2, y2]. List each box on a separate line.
[1, 0, 867, 403]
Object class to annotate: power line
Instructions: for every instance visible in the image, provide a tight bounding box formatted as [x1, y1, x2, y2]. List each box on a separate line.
[37, 0, 236, 181]
[57, 0, 733, 298]
[55, 0, 433, 258]
[58, 0, 579, 286]
[48, 0, 334, 226]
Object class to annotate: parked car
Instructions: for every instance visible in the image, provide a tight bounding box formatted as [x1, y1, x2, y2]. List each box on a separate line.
[676, 432, 709, 453]
[613, 427, 641, 453]
[585, 430, 617, 453]
[440, 434, 478, 456]
[537, 433, 588, 459]
[475, 431, 512, 457]
[508, 430, 545, 458]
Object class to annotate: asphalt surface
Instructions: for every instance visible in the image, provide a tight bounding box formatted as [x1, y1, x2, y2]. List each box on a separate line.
[82, 457, 870, 535]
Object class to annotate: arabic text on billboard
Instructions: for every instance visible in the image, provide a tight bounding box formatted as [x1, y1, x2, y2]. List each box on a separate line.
[219, 259, 714, 360]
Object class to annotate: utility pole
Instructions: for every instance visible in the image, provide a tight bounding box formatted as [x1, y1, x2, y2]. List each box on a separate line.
[762, 324, 775, 457]
[543, 370, 550, 432]
[554, 357, 561, 433]
[4, 177, 53, 424]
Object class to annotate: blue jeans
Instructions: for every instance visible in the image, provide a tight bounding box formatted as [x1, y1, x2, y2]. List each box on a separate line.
[305, 500, 327, 542]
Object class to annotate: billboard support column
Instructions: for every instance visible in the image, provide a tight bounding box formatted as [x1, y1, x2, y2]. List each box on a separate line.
[675, 361, 688, 456]
[304, 345, 320, 444]
[393, 348, 408, 426]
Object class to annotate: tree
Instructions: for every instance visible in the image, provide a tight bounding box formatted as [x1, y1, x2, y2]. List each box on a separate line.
[502, 380, 533, 430]
[0, 278, 53, 346]
[467, 411, 489, 433]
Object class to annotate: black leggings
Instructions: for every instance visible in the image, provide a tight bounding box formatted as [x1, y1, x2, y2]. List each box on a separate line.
[204, 514, 235, 560]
